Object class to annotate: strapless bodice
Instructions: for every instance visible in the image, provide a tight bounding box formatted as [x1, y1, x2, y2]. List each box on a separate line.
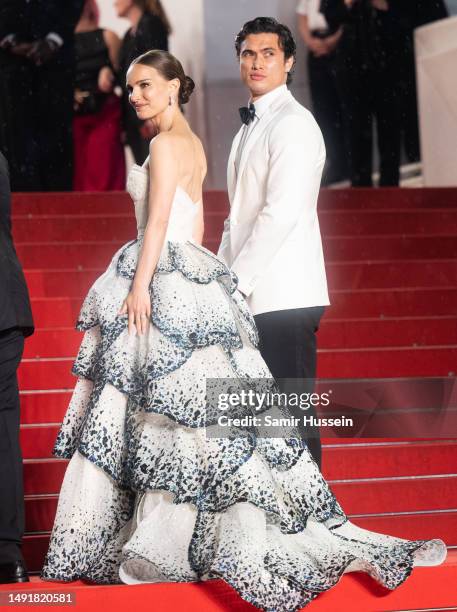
[126, 164, 198, 242]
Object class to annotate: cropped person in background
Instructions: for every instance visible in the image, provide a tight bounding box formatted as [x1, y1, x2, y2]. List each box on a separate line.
[0, 0, 84, 191]
[400, 0, 448, 163]
[297, 0, 347, 184]
[321, 0, 415, 187]
[116, 0, 171, 164]
[73, 0, 126, 191]
[0, 152, 34, 584]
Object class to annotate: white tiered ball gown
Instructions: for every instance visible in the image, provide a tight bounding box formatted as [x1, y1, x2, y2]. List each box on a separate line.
[40, 162, 446, 612]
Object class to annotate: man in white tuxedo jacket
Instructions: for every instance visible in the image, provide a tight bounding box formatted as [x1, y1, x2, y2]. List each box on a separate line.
[218, 17, 329, 467]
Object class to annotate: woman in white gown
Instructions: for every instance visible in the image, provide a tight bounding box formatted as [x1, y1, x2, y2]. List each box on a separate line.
[41, 50, 446, 611]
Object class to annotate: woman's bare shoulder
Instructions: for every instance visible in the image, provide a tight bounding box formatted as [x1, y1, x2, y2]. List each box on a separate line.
[188, 133, 206, 172]
[149, 131, 177, 153]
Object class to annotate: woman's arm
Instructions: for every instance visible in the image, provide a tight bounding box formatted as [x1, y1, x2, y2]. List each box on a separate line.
[98, 29, 121, 93]
[297, 14, 314, 47]
[297, 14, 339, 57]
[103, 29, 121, 71]
[119, 134, 178, 335]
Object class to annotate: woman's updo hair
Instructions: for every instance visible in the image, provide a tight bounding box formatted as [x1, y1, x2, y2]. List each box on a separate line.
[132, 50, 195, 105]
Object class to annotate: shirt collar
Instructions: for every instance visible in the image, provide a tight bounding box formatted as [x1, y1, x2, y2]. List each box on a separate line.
[250, 84, 288, 119]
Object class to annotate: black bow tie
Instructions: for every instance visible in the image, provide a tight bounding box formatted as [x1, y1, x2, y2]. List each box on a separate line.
[239, 103, 256, 125]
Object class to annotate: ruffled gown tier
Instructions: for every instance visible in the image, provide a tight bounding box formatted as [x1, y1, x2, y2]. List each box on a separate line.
[41, 163, 446, 612]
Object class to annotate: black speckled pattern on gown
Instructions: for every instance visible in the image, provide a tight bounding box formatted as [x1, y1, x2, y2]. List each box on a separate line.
[40, 163, 447, 611]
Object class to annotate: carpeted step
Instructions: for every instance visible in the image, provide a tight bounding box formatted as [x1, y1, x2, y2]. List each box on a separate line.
[326, 259, 457, 290]
[316, 345, 457, 377]
[23, 503, 457, 549]
[351, 511, 457, 544]
[326, 288, 457, 318]
[24, 269, 102, 298]
[17, 344, 457, 395]
[321, 440, 457, 480]
[22, 441, 457, 495]
[5, 549, 457, 611]
[11, 187, 457, 216]
[20, 424, 61, 458]
[22, 474, 457, 531]
[21, 260, 457, 299]
[23, 315, 457, 360]
[319, 315, 457, 348]
[20, 391, 73, 425]
[15, 235, 457, 270]
[330, 474, 457, 514]
[12, 209, 457, 242]
[25, 329, 82, 359]
[28, 289, 457, 329]
[12, 191, 131, 216]
[317, 187, 457, 210]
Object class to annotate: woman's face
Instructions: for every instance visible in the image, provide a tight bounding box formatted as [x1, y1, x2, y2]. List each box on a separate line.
[126, 63, 177, 121]
[114, 0, 134, 18]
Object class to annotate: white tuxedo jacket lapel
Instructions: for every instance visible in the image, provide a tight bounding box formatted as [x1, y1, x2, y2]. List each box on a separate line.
[231, 90, 293, 213]
[227, 127, 243, 203]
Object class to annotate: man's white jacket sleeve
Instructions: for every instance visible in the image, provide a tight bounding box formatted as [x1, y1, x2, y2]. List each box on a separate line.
[231, 114, 325, 297]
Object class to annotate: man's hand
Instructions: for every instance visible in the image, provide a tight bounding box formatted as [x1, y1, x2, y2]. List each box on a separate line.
[27, 38, 59, 66]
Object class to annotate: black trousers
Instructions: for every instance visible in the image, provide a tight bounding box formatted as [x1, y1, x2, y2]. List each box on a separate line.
[335, 51, 402, 187]
[399, 33, 420, 163]
[308, 50, 347, 184]
[0, 328, 25, 564]
[254, 307, 325, 469]
[0, 53, 74, 191]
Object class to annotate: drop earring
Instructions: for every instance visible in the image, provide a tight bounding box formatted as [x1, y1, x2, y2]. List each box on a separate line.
[169, 95, 173, 106]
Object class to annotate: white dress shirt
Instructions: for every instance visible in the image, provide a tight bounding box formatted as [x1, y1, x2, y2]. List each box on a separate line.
[235, 85, 288, 177]
[296, 0, 329, 31]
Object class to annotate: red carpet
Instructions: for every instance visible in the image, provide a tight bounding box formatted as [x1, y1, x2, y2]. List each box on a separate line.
[9, 187, 457, 610]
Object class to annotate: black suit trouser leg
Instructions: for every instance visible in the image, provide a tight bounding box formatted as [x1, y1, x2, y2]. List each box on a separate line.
[254, 307, 325, 469]
[308, 52, 347, 184]
[335, 60, 374, 187]
[0, 329, 25, 564]
[35, 66, 74, 191]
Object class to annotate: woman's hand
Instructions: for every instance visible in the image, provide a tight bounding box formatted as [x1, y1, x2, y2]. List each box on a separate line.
[118, 284, 151, 335]
[98, 66, 115, 93]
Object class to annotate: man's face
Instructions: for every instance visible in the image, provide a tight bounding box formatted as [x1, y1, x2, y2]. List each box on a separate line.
[239, 33, 293, 101]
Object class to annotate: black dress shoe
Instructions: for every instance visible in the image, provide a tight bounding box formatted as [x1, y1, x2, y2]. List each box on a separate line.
[0, 560, 30, 584]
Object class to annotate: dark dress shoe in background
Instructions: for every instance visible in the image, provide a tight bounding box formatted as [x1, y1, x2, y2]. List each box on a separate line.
[0, 560, 30, 583]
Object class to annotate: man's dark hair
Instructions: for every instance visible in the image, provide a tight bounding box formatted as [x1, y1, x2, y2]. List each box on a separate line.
[235, 17, 296, 85]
